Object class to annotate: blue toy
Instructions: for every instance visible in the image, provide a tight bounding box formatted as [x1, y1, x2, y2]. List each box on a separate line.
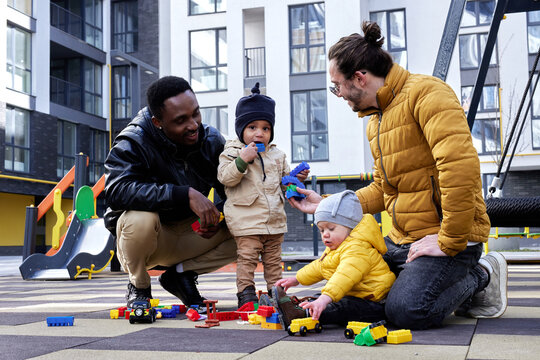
[282, 162, 310, 200]
[47, 316, 74, 326]
[245, 143, 265, 152]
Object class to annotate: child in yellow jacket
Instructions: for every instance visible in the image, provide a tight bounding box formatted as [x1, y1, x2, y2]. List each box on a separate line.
[273, 190, 395, 328]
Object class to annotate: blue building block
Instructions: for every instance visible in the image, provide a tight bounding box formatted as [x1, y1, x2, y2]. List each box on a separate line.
[159, 308, 177, 318]
[289, 161, 310, 177]
[245, 143, 265, 152]
[47, 316, 74, 326]
[266, 313, 280, 324]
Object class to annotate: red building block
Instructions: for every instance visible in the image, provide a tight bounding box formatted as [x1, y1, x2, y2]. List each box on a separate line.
[257, 306, 275, 318]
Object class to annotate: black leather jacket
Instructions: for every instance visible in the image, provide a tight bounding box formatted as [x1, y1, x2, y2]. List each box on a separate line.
[104, 107, 226, 235]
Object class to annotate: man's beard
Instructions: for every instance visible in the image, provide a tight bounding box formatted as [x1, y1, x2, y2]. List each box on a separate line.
[348, 86, 365, 112]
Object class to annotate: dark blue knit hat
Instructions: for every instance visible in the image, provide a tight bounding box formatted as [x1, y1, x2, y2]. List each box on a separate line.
[235, 82, 275, 143]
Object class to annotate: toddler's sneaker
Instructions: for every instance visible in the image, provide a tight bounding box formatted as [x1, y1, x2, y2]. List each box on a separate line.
[271, 286, 309, 330]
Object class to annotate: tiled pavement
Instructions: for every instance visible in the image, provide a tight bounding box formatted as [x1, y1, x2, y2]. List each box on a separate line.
[0, 257, 539, 359]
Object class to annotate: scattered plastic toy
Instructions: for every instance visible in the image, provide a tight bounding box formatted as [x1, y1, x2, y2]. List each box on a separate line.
[47, 316, 74, 326]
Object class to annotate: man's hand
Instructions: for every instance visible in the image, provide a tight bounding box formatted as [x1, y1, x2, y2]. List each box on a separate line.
[274, 277, 299, 292]
[239, 142, 259, 163]
[188, 188, 220, 229]
[296, 169, 310, 182]
[406, 233, 448, 263]
[287, 187, 322, 214]
[194, 225, 220, 239]
[300, 294, 332, 321]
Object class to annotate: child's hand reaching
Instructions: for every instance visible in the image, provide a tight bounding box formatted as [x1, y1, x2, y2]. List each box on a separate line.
[274, 277, 299, 292]
[239, 142, 259, 163]
[296, 169, 310, 182]
[300, 294, 332, 321]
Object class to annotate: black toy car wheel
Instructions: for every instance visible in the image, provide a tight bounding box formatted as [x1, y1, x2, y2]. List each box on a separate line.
[300, 326, 308, 336]
[315, 323, 322, 333]
[344, 328, 354, 339]
[287, 326, 295, 336]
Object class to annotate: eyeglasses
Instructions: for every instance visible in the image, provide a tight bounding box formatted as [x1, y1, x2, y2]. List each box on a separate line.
[329, 71, 367, 97]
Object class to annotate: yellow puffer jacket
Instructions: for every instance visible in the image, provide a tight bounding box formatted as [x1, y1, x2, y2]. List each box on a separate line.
[356, 64, 491, 256]
[296, 214, 395, 303]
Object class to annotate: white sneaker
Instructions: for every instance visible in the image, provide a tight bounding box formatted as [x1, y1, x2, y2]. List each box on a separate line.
[467, 252, 508, 318]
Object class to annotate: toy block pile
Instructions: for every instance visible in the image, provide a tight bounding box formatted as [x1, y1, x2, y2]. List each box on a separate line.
[109, 299, 187, 321]
[246, 305, 282, 330]
[344, 320, 412, 346]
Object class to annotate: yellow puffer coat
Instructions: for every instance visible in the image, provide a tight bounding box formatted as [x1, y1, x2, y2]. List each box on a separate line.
[356, 64, 491, 256]
[296, 214, 395, 303]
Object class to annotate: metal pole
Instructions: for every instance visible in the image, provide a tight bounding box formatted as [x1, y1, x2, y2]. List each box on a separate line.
[74, 153, 88, 209]
[311, 175, 318, 257]
[466, 0, 508, 130]
[22, 206, 38, 260]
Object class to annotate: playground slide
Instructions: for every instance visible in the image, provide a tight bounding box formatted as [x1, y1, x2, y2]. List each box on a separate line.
[19, 214, 114, 280]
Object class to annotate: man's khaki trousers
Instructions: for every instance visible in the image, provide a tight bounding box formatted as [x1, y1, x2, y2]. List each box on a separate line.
[116, 211, 237, 288]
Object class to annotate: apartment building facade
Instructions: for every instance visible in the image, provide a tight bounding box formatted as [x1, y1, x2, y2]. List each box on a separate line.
[0, 0, 158, 254]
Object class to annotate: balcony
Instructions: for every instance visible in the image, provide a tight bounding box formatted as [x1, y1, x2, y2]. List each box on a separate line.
[50, 2, 103, 49]
[50, 76, 102, 117]
[244, 47, 265, 78]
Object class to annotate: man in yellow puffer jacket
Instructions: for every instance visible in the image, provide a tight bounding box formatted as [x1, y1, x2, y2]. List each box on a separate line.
[288, 22, 508, 329]
[273, 191, 395, 328]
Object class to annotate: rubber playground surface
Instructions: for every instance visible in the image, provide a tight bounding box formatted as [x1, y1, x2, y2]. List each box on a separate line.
[0, 260, 539, 359]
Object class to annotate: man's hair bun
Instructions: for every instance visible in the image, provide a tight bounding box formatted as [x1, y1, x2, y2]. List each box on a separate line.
[362, 21, 385, 48]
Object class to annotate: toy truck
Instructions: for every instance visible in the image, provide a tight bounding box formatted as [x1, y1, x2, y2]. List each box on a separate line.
[344, 321, 371, 339]
[129, 299, 156, 324]
[287, 317, 322, 336]
[353, 320, 388, 346]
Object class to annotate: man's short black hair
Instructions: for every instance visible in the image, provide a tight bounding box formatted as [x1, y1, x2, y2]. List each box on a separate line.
[147, 76, 193, 120]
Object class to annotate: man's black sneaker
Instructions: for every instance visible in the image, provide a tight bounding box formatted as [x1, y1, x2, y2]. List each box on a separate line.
[236, 285, 259, 308]
[158, 268, 206, 307]
[126, 282, 152, 308]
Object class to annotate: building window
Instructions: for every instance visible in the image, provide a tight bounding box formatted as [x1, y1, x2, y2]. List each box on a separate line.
[461, 85, 498, 112]
[190, 28, 227, 92]
[291, 89, 328, 162]
[530, 72, 540, 149]
[112, 0, 138, 53]
[113, 66, 131, 119]
[471, 118, 500, 155]
[370, 9, 407, 69]
[459, 33, 497, 70]
[189, 0, 226, 15]
[528, 11, 540, 54]
[8, 0, 32, 15]
[89, 129, 107, 183]
[200, 106, 228, 135]
[84, 0, 103, 49]
[461, 0, 495, 27]
[4, 107, 30, 173]
[289, 3, 325, 74]
[6, 25, 31, 94]
[84, 59, 103, 116]
[57, 121, 77, 178]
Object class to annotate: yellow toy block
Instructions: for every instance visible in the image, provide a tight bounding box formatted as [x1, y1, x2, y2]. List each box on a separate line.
[109, 309, 119, 319]
[150, 299, 160, 307]
[371, 323, 387, 340]
[261, 321, 282, 330]
[344, 321, 371, 339]
[387, 329, 412, 344]
[248, 313, 264, 325]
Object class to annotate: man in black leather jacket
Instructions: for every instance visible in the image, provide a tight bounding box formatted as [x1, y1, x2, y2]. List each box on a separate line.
[104, 76, 236, 308]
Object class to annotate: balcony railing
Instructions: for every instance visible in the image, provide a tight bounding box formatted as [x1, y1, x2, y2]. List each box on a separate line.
[50, 2, 103, 48]
[50, 2, 83, 40]
[244, 47, 266, 78]
[50, 76, 102, 116]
